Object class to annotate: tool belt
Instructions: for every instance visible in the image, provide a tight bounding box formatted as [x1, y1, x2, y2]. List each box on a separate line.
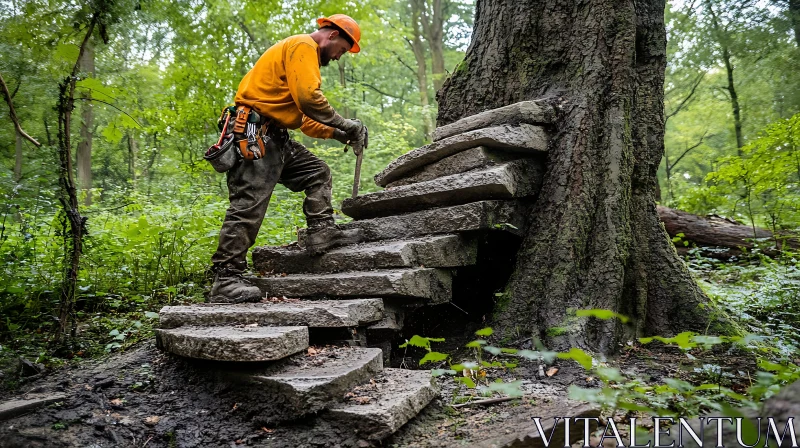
[204, 105, 287, 172]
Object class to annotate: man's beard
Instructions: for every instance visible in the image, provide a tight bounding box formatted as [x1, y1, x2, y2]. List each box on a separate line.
[320, 51, 331, 67]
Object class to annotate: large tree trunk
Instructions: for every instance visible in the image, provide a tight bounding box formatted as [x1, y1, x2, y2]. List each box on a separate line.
[437, 0, 717, 352]
[76, 38, 94, 205]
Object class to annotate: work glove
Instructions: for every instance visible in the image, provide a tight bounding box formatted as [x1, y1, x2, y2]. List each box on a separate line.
[340, 118, 365, 143]
[332, 129, 350, 145]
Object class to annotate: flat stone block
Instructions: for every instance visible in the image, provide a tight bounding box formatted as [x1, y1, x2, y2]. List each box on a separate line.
[433, 100, 555, 142]
[158, 299, 385, 329]
[301, 201, 524, 246]
[325, 368, 438, 441]
[386, 146, 519, 188]
[476, 401, 600, 448]
[344, 160, 544, 220]
[0, 394, 67, 421]
[375, 124, 547, 187]
[253, 235, 477, 274]
[155, 325, 308, 361]
[248, 268, 452, 304]
[225, 346, 384, 423]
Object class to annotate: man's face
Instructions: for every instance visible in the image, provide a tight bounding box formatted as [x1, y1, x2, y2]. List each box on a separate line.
[320, 30, 352, 67]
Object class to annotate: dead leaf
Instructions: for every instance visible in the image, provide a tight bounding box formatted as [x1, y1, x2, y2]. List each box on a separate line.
[144, 416, 160, 426]
[231, 403, 239, 411]
[109, 398, 123, 406]
[352, 396, 371, 404]
[307, 347, 319, 356]
[546, 367, 559, 377]
[84, 384, 92, 391]
[261, 427, 273, 433]
[586, 376, 594, 382]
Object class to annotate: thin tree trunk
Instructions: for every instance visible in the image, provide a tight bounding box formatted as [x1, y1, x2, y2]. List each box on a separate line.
[437, 0, 720, 352]
[706, 1, 744, 152]
[55, 16, 97, 344]
[410, 0, 433, 137]
[128, 133, 137, 187]
[14, 130, 22, 182]
[790, 0, 800, 47]
[420, 0, 446, 91]
[337, 59, 350, 118]
[77, 38, 95, 205]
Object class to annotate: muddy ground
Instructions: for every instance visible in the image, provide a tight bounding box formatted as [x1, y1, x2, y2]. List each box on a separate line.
[0, 332, 760, 448]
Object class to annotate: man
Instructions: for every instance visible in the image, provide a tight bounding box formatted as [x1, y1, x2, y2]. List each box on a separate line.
[209, 14, 367, 304]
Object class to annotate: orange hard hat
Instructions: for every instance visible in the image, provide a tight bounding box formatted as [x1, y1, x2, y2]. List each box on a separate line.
[317, 14, 361, 53]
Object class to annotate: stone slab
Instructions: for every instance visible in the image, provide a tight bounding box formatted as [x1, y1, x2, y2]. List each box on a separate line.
[0, 394, 67, 421]
[253, 235, 477, 274]
[325, 368, 438, 441]
[226, 346, 384, 423]
[158, 299, 385, 329]
[375, 124, 547, 187]
[247, 268, 452, 304]
[476, 401, 600, 448]
[386, 146, 519, 188]
[155, 325, 308, 361]
[300, 201, 524, 246]
[344, 160, 544, 220]
[433, 100, 555, 142]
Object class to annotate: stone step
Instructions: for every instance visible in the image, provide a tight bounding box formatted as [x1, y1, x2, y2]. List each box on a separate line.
[324, 368, 438, 441]
[158, 299, 385, 329]
[223, 346, 384, 424]
[247, 268, 452, 304]
[253, 235, 477, 274]
[375, 124, 548, 187]
[0, 393, 68, 421]
[386, 146, 520, 188]
[155, 325, 308, 362]
[432, 100, 554, 142]
[343, 160, 544, 220]
[299, 200, 523, 246]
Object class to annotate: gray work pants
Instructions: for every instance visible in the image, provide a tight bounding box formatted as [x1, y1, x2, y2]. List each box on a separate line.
[211, 137, 333, 272]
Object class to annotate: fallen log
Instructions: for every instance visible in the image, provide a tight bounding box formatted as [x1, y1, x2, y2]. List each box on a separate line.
[657, 205, 797, 259]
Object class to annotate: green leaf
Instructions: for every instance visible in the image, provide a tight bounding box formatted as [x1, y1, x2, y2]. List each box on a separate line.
[485, 380, 524, 397]
[475, 327, 494, 337]
[455, 376, 476, 388]
[574, 309, 630, 323]
[419, 351, 449, 365]
[431, 369, 456, 377]
[557, 348, 593, 370]
[144, 311, 159, 319]
[465, 340, 487, 348]
[483, 346, 502, 355]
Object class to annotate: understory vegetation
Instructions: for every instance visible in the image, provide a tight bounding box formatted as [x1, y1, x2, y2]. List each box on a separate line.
[1, 0, 800, 417]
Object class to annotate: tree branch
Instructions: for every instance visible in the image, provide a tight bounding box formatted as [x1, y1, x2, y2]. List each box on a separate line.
[0, 72, 42, 147]
[669, 131, 713, 171]
[665, 73, 704, 122]
[75, 97, 142, 128]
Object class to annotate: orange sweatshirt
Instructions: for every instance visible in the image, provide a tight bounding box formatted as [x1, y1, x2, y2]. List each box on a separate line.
[234, 34, 336, 139]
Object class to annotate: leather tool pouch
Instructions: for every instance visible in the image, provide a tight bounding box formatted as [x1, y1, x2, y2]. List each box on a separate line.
[232, 105, 270, 160]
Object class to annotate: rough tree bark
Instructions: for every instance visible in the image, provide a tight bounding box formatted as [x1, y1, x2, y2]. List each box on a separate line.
[77, 37, 95, 205]
[437, 0, 720, 352]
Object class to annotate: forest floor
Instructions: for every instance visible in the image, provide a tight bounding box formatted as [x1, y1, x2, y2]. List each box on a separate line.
[0, 323, 761, 448]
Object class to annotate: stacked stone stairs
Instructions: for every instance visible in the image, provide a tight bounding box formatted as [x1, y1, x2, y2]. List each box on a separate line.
[155, 100, 551, 442]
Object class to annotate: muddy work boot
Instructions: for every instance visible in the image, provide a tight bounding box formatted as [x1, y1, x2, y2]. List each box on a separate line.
[208, 270, 263, 304]
[303, 224, 364, 256]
